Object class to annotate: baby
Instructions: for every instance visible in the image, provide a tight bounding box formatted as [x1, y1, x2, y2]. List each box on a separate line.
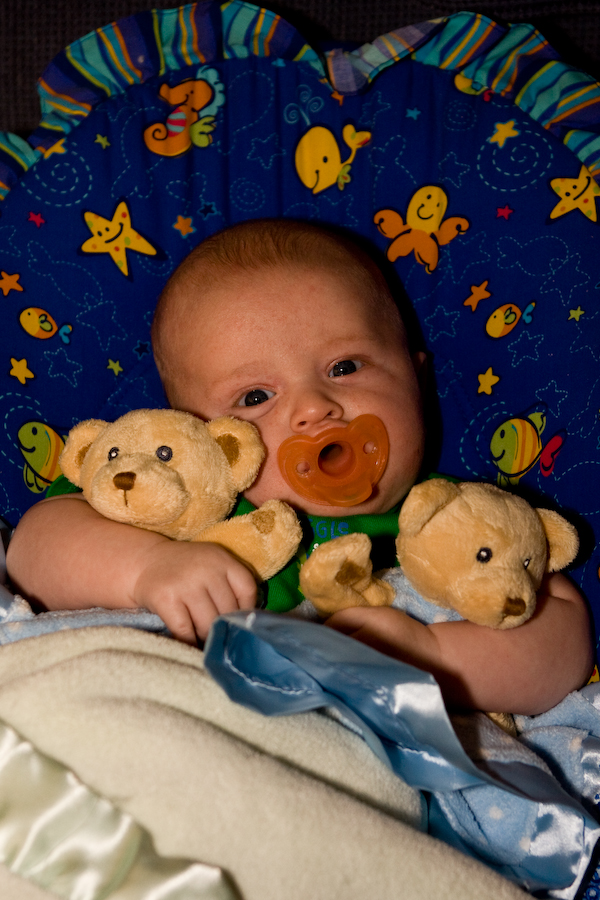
[6, 219, 592, 715]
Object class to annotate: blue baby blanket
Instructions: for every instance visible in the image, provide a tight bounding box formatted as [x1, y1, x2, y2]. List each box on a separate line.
[204, 610, 600, 898]
[1, 584, 598, 898]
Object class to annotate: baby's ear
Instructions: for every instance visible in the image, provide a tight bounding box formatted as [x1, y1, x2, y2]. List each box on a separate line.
[59, 419, 108, 487]
[537, 508, 579, 572]
[205, 417, 265, 491]
[399, 479, 461, 537]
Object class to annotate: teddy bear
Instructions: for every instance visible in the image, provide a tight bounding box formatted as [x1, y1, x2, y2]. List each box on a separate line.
[299, 479, 579, 629]
[299, 479, 579, 734]
[59, 408, 302, 583]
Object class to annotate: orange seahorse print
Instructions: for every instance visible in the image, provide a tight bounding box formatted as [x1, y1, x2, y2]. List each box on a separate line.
[144, 78, 216, 157]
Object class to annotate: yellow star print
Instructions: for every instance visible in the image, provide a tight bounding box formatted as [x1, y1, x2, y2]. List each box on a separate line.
[81, 201, 157, 276]
[0, 271, 23, 296]
[550, 165, 600, 222]
[107, 359, 123, 375]
[95, 134, 110, 149]
[10, 358, 34, 384]
[478, 367, 500, 395]
[489, 120, 519, 148]
[568, 306, 585, 321]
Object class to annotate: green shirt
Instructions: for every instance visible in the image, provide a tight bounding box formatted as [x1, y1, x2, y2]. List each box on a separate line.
[46, 474, 402, 613]
[46, 473, 454, 614]
[233, 496, 402, 613]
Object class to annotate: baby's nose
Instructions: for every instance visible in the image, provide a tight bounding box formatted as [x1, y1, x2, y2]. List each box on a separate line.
[290, 390, 343, 431]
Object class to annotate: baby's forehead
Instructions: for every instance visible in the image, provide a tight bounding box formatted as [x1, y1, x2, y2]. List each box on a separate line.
[158, 253, 408, 364]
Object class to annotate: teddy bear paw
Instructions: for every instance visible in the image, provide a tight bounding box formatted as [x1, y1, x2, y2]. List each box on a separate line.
[299, 533, 393, 616]
[249, 499, 302, 579]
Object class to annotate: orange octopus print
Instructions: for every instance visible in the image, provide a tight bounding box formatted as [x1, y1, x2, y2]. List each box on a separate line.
[375, 185, 469, 273]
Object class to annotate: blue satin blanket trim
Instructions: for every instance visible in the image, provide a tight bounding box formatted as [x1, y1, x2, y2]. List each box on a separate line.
[204, 611, 600, 899]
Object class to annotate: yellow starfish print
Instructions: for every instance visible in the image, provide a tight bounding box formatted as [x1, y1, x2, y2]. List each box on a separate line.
[549, 165, 600, 222]
[489, 120, 519, 148]
[9, 358, 34, 384]
[478, 367, 500, 395]
[81, 201, 157, 276]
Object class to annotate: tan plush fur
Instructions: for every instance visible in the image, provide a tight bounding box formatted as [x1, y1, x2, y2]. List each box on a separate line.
[59, 408, 302, 581]
[396, 481, 578, 629]
[299, 480, 578, 628]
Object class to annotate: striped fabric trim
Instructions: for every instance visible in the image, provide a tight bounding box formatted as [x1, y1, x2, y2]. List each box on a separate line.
[410, 13, 600, 177]
[326, 19, 440, 94]
[2, 3, 600, 199]
[0, 133, 41, 199]
[328, 9, 600, 180]
[32, 0, 319, 152]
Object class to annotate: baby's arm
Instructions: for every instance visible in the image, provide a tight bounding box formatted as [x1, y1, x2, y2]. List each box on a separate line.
[6, 495, 258, 644]
[326, 573, 593, 715]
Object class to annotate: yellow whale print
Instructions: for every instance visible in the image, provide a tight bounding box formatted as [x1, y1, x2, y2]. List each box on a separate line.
[295, 123, 371, 194]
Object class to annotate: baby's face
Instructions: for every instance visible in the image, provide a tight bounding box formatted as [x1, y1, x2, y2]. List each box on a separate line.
[166, 265, 425, 517]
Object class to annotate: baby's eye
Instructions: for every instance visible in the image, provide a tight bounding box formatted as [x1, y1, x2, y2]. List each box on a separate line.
[237, 389, 275, 407]
[328, 360, 362, 378]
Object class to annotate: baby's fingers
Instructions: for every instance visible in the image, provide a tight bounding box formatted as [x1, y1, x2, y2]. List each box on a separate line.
[225, 565, 258, 611]
[161, 603, 201, 645]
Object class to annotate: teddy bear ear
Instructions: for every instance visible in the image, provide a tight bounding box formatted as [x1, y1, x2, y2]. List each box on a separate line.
[59, 419, 108, 487]
[205, 417, 265, 491]
[399, 478, 462, 537]
[536, 508, 579, 572]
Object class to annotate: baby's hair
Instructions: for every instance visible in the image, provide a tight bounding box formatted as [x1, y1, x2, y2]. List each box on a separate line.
[152, 218, 409, 388]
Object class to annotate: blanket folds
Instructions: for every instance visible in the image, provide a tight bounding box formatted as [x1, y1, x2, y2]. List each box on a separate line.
[205, 611, 600, 899]
[0, 625, 527, 900]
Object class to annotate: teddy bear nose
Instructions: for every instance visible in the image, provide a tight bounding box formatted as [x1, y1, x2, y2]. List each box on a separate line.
[113, 471, 136, 492]
[503, 597, 526, 618]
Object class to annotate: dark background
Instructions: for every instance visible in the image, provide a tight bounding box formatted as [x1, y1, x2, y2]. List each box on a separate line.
[2, 1, 600, 136]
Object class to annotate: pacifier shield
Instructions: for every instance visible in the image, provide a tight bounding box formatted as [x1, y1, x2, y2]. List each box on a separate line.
[278, 414, 389, 506]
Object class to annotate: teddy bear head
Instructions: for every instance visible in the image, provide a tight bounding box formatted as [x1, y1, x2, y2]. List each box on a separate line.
[396, 480, 579, 629]
[59, 408, 265, 540]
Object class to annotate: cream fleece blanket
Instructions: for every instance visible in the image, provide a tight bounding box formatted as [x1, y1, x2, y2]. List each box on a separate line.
[0, 627, 526, 900]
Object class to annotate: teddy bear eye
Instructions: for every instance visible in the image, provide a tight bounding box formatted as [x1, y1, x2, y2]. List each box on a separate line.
[156, 446, 173, 462]
[476, 547, 492, 563]
[108, 447, 119, 460]
[523, 558, 531, 569]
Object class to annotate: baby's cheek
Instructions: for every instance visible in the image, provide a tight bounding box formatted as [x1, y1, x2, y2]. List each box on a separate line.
[242, 462, 288, 507]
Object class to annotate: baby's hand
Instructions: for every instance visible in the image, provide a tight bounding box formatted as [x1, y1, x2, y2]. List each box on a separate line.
[325, 606, 438, 666]
[133, 540, 257, 644]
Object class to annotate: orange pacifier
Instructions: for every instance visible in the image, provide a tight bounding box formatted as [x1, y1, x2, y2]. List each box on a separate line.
[277, 414, 389, 507]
